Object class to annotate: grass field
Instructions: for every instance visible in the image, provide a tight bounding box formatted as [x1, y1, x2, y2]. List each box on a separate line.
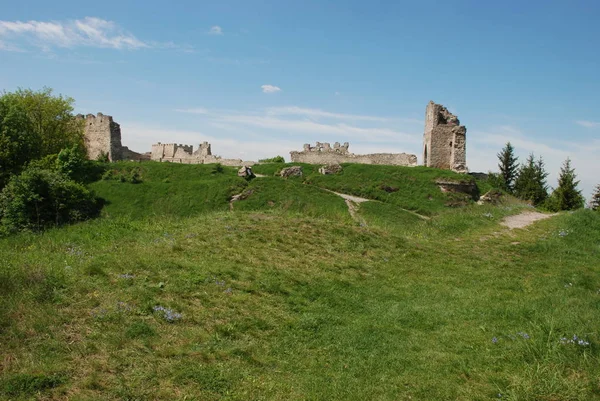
[1, 162, 599, 400]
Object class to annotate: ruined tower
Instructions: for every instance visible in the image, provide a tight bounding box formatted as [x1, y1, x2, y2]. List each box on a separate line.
[79, 113, 123, 161]
[422, 101, 467, 172]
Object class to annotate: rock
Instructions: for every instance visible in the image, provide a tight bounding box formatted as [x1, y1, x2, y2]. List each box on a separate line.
[435, 179, 478, 200]
[280, 166, 303, 178]
[237, 166, 255, 178]
[477, 189, 503, 205]
[318, 163, 342, 175]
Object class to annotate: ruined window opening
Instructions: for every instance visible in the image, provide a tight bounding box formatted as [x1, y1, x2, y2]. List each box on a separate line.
[449, 141, 453, 147]
[424, 145, 428, 165]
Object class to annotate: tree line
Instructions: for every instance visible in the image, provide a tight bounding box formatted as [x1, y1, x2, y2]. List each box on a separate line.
[493, 142, 599, 211]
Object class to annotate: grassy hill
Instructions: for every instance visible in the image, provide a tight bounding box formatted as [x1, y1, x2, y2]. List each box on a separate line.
[1, 162, 599, 400]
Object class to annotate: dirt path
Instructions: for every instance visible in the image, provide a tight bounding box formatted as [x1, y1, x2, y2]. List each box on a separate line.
[500, 211, 557, 229]
[323, 189, 429, 223]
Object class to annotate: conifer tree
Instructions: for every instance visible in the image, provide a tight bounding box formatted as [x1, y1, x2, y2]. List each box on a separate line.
[549, 158, 585, 211]
[514, 154, 548, 205]
[497, 142, 519, 192]
[590, 184, 600, 211]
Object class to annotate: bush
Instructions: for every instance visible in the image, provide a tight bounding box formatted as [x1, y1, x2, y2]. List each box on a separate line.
[0, 167, 102, 234]
[259, 156, 285, 163]
[211, 163, 224, 174]
[56, 145, 86, 181]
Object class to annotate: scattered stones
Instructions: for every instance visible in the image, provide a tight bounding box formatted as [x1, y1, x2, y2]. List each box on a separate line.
[318, 163, 342, 175]
[280, 165, 303, 178]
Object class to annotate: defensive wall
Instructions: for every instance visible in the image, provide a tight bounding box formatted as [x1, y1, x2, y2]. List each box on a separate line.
[290, 141, 418, 166]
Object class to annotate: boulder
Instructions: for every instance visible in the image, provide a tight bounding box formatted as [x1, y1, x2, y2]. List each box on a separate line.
[477, 189, 503, 205]
[280, 166, 303, 178]
[318, 163, 342, 175]
[237, 166, 255, 178]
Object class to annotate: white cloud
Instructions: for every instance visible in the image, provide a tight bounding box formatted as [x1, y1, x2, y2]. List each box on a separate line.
[208, 26, 223, 35]
[0, 17, 160, 51]
[261, 84, 281, 94]
[575, 120, 600, 128]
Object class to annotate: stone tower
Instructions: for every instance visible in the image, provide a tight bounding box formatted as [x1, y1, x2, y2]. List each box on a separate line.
[78, 113, 123, 161]
[422, 101, 467, 172]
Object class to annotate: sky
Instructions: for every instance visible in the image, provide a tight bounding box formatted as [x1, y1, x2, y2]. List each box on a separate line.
[0, 0, 598, 199]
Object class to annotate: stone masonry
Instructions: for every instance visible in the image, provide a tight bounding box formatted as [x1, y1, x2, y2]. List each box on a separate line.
[422, 101, 467, 172]
[290, 142, 418, 166]
[78, 113, 145, 161]
[151, 141, 255, 166]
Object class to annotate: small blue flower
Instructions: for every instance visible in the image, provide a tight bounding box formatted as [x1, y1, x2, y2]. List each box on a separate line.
[492, 337, 498, 344]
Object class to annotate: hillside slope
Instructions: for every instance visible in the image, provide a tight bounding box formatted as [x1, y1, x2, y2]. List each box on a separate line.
[1, 162, 598, 400]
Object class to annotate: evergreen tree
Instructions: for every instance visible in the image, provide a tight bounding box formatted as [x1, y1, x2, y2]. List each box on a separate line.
[590, 184, 600, 211]
[548, 158, 585, 211]
[514, 154, 548, 205]
[497, 142, 519, 192]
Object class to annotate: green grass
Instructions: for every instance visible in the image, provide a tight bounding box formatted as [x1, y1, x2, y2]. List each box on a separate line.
[1, 161, 599, 400]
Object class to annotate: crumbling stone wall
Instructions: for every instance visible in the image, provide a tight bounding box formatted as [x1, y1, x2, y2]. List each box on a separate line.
[290, 142, 417, 166]
[78, 113, 145, 161]
[422, 101, 467, 172]
[151, 141, 255, 166]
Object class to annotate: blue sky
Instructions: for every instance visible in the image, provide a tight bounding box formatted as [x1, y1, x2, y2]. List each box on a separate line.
[0, 0, 598, 198]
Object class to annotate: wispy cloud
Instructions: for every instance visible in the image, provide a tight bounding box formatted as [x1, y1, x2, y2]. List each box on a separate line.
[175, 105, 419, 144]
[0, 17, 185, 52]
[261, 84, 281, 94]
[208, 26, 223, 35]
[575, 120, 600, 128]
[174, 107, 209, 115]
[266, 106, 389, 122]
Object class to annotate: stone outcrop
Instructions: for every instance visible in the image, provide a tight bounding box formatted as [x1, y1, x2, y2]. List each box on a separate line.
[290, 142, 417, 166]
[78, 113, 146, 161]
[423, 101, 467, 173]
[435, 179, 478, 200]
[280, 166, 303, 178]
[151, 141, 255, 166]
[319, 163, 342, 175]
[477, 189, 503, 205]
[237, 166, 255, 178]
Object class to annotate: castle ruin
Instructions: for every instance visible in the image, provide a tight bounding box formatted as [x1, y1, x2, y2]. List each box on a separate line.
[81, 101, 467, 172]
[79, 113, 146, 161]
[423, 101, 467, 172]
[151, 141, 255, 166]
[290, 142, 418, 166]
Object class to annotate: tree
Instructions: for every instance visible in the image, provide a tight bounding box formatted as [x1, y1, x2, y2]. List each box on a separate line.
[0, 88, 85, 188]
[0, 96, 39, 188]
[1, 87, 85, 157]
[590, 185, 600, 211]
[514, 154, 548, 206]
[548, 158, 585, 211]
[497, 142, 519, 192]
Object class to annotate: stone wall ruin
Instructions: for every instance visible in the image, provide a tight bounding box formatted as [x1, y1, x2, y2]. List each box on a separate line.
[422, 101, 467, 172]
[290, 142, 418, 166]
[79, 113, 146, 161]
[151, 141, 255, 166]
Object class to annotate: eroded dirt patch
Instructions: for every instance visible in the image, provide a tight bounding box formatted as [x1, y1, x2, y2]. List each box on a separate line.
[501, 211, 557, 229]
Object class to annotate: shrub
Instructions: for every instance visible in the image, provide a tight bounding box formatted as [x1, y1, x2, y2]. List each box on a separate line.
[0, 167, 102, 234]
[56, 145, 86, 181]
[259, 155, 285, 163]
[211, 163, 224, 174]
[96, 151, 110, 163]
